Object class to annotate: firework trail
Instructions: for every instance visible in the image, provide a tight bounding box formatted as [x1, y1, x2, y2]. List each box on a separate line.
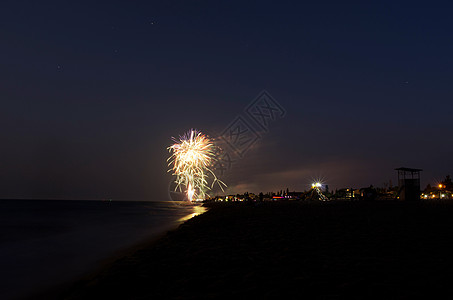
[168, 129, 226, 201]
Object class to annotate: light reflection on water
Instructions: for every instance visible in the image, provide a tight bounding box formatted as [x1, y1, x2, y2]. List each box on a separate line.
[0, 200, 207, 300]
[178, 205, 207, 222]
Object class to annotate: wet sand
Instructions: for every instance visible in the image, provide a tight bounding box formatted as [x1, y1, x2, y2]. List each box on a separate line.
[60, 201, 453, 299]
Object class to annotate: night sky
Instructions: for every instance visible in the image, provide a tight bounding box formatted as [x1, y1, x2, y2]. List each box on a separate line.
[1, 1, 452, 200]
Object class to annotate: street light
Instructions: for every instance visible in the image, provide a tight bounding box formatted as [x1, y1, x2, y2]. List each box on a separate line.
[312, 182, 322, 188]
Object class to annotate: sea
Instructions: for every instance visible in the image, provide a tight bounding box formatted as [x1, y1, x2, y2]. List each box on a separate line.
[0, 199, 206, 299]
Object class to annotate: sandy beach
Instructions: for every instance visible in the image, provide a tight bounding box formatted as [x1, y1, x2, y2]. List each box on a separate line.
[58, 201, 453, 299]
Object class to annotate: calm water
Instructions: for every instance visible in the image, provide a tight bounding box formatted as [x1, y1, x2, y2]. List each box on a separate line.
[0, 199, 206, 299]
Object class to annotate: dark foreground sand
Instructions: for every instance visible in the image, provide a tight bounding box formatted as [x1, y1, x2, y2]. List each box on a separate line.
[59, 201, 453, 299]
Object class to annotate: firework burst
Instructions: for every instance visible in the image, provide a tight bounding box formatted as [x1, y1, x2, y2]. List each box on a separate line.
[167, 129, 226, 201]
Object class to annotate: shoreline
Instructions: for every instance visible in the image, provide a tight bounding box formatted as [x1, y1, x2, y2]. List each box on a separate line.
[25, 204, 208, 300]
[53, 201, 453, 299]
[29, 225, 175, 300]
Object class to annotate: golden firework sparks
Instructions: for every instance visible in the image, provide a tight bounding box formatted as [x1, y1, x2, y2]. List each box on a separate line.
[168, 129, 226, 201]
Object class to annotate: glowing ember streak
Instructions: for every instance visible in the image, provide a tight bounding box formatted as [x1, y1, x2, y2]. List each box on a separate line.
[167, 129, 226, 202]
[187, 183, 195, 202]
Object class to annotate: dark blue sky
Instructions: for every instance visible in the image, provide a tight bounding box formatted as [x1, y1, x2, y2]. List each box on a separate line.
[1, 1, 452, 200]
